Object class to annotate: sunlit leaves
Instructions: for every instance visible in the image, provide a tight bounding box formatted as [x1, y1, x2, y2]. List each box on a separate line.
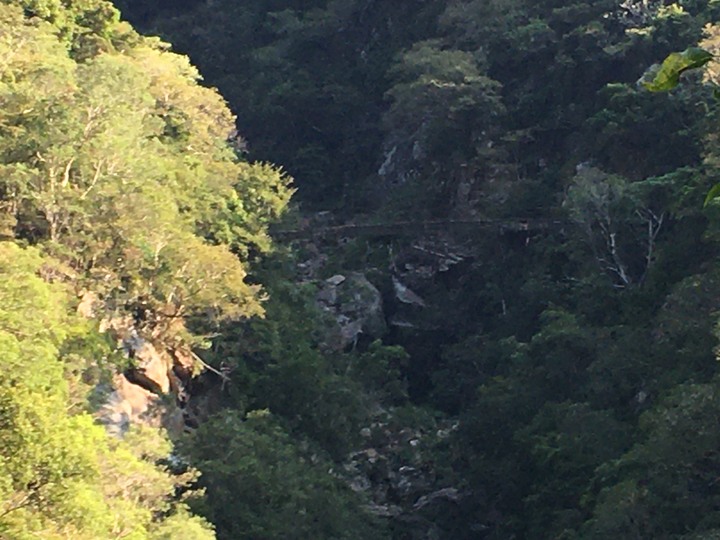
[703, 182, 720, 206]
[0, 242, 215, 538]
[0, 3, 292, 332]
[641, 47, 713, 92]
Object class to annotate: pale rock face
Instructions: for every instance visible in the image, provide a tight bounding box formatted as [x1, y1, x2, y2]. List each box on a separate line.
[99, 374, 162, 437]
[76, 290, 98, 318]
[392, 275, 426, 307]
[88, 311, 193, 436]
[325, 274, 347, 286]
[126, 338, 172, 394]
[316, 272, 386, 350]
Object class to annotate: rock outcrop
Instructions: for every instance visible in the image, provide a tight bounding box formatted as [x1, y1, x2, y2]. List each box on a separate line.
[316, 272, 386, 350]
[78, 293, 195, 437]
[343, 412, 462, 538]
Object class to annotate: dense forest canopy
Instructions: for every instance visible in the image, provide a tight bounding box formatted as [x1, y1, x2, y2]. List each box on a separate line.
[6, 0, 720, 539]
[0, 1, 291, 537]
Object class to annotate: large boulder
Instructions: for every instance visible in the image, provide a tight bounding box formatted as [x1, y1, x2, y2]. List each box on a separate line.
[77, 300, 191, 436]
[317, 272, 386, 350]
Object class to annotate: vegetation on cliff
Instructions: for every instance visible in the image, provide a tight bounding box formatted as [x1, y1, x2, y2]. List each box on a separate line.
[9, 0, 720, 539]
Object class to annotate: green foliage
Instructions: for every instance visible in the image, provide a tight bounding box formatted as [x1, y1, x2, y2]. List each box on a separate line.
[150, 510, 215, 540]
[2, 0, 141, 59]
[704, 182, 720, 206]
[583, 381, 720, 538]
[205, 254, 375, 460]
[72, 0, 720, 538]
[517, 402, 630, 537]
[349, 340, 409, 403]
[0, 3, 297, 538]
[116, 0, 448, 210]
[642, 47, 713, 92]
[0, 243, 214, 539]
[564, 166, 676, 287]
[0, 2, 292, 337]
[182, 411, 386, 540]
[380, 40, 505, 215]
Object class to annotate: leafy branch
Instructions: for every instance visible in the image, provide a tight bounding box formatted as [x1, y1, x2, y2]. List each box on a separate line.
[642, 47, 719, 205]
[641, 47, 713, 92]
